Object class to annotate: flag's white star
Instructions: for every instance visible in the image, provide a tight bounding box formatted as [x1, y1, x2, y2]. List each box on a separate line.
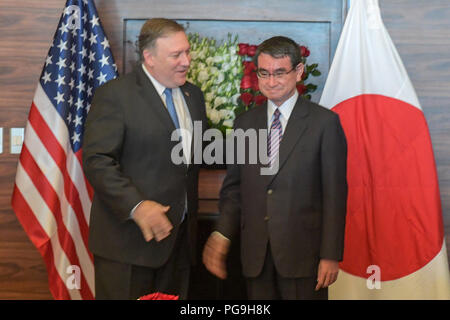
[80, 47, 87, 58]
[73, 114, 83, 127]
[55, 74, 66, 87]
[71, 131, 81, 144]
[87, 69, 94, 80]
[77, 81, 85, 93]
[68, 95, 74, 106]
[57, 39, 68, 51]
[90, 15, 100, 28]
[86, 103, 91, 113]
[101, 38, 110, 50]
[75, 97, 84, 110]
[99, 54, 109, 67]
[78, 64, 86, 76]
[69, 61, 76, 72]
[89, 33, 97, 45]
[87, 86, 93, 97]
[67, 112, 72, 123]
[88, 51, 96, 63]
[69, 78, 75, 90]
[97, 72, 107, 85]
[71, 27, 78, 37]
[41, 71, 52, 84]
[58, 23, 69, 35]
[71, 43, 77, 55]
[81, 29, 88, 40]
[56, 57, 67, 70]
[54, 91, 65, 104]
[45, 55, 53, 66]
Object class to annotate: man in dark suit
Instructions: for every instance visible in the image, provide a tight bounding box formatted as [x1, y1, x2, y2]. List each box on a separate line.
[83, 18, 207, 299]
[203, 36, 347, 299]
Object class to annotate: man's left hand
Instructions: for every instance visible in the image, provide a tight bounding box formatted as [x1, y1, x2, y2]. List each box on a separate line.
[315, 259, 339, 291]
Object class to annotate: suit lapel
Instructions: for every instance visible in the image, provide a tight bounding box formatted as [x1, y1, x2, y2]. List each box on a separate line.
[135, 66, 177, 135]
[266, 97, 309, 186]
[253, 104, 272, 184]
[180, 84, 201, 166]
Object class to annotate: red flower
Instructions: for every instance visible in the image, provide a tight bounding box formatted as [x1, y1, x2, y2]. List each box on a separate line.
[248, 72, 258, 91]
[296, 83, 307, 95]
[301, 72, 307, 80]
[300, 45, 310, 57]
[247, 45, 258, 57]
[138, 292, 179, 300]
[243, 61, 256, 75]
[238, 43, 249, 56]
[240, 92, 254, 106]
[254, 95, 267, 106]
[252, 78, 259, 92]
[240, 74, 253, 90]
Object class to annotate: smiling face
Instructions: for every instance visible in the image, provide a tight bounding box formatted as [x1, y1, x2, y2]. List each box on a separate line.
[257, 53, 304, 106]
[143, 31, 191, 88]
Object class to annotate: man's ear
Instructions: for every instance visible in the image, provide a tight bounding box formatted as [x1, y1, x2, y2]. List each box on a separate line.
[296, 63, 305, 82]
[142, 49, 155, 67]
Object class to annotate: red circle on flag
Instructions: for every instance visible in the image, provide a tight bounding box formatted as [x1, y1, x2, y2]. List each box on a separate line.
[333, 94, 443, 281]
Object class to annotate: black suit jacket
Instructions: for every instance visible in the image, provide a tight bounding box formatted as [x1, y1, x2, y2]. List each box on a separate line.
[83, 65, 208, 268]
[217, 97, 348, 278]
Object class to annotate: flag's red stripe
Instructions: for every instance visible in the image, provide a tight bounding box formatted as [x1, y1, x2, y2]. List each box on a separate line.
[28, 102, 92, 261]
[19, 145, 94, 300]
[11, 185, 71, 300]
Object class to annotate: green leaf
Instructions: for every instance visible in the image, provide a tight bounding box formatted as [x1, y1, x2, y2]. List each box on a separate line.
[306, 83, 317, 91]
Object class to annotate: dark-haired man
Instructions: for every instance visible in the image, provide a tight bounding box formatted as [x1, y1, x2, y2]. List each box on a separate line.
[83, 18, 207, 299]
[203, 36, 348, 299]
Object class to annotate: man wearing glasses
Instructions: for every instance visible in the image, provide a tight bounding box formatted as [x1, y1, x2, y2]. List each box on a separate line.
[203, 36, 348, 299]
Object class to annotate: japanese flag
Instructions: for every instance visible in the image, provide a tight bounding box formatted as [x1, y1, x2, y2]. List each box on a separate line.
[320, 0, 450, 299]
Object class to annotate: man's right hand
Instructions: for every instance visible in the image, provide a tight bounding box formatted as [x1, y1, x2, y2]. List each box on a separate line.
[202, 232, 230, 279]
[132, 200, 173, 242]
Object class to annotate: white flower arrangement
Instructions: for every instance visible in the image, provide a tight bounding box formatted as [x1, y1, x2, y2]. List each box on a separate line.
[187, 33, 243, 134]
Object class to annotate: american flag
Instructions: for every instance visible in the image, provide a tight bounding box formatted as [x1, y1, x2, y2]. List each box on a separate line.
[11, 0, 117, 300]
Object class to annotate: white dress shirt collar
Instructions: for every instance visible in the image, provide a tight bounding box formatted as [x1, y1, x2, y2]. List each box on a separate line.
[267, 90, 299, 128]
[141, 63, 171, 96]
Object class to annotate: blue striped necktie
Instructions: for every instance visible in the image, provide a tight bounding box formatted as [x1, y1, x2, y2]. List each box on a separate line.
[268, 108, 283, 166]
[163, 88, 180, 129]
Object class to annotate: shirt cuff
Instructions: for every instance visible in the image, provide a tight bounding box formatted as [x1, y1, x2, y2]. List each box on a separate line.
[212, 231, 230, 242]
[130, 200, 144, 219]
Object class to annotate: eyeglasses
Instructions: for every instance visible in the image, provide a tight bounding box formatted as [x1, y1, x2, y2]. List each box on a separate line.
[256, 67, 296, 79]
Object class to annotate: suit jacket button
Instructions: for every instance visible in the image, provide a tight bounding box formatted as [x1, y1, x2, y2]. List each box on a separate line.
[267, 189, 273, 195]
[264, 216, 270, 221]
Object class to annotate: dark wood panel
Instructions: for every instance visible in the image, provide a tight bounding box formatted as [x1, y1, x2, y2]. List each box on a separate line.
[0, 0, 64, 300]
[0, 242, 51, 300]
[198, 169, 226, 199]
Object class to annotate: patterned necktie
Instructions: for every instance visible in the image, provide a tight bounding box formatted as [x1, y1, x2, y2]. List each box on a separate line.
[268, 108, 283, 166]
[163, 88, 180, 129]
